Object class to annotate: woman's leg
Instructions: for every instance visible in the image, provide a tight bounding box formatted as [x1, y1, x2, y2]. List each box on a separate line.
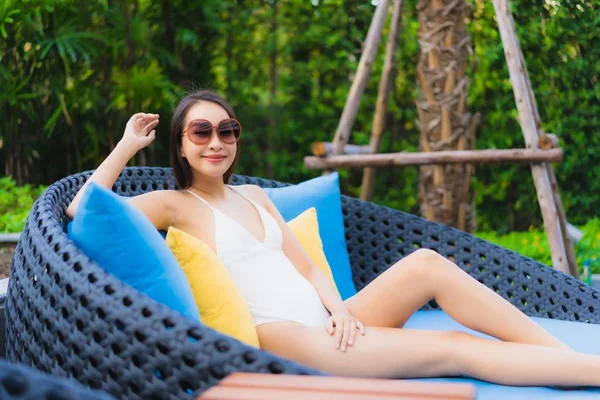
[345, 248, 571, 350]
[257, 323, 600, 387]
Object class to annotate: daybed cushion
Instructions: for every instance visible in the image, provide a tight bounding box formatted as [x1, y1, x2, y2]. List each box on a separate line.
[68, 183, 201, 322]
[405, 310, 600, 399]
[263, 172, 357, 300]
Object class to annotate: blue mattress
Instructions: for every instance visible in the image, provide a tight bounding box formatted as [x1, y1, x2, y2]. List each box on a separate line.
[403, 310, 600, 399]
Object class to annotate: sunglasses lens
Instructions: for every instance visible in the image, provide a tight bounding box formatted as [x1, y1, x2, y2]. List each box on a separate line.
[218, 119, 241, 144]
[189, 120, 212, 144]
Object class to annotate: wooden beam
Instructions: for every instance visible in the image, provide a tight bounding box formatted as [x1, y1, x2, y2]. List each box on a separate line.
[361, 0, 406, 201]
[493, 0, 569, 274]
[305, 148, 563, 169]
[311, 142, 372, 157]
[331, 0, 391, 155]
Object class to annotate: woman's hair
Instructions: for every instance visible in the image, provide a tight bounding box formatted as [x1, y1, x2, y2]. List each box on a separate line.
[169, 90, 240, 188]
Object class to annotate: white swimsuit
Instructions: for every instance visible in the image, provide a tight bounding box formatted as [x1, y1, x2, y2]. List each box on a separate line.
[186, 186, 331, 327]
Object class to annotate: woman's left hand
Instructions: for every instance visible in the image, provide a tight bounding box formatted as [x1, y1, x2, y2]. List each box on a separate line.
[325, 307, 366, 352]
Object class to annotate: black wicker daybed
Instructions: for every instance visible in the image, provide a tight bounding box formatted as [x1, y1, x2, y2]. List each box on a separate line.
[4, 166, 600, 399]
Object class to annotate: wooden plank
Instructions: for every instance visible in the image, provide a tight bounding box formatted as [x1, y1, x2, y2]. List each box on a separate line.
[492, 0, 569, 273]
[361, 0, 406, 201]
[198, 372, 476, 400]
[305, 148, 563, 169]
[200, 387, 458, 400]
[331, 0, 391, 155]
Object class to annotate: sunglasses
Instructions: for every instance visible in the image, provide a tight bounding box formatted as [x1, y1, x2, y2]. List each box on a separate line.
[182, 118, 242, 145]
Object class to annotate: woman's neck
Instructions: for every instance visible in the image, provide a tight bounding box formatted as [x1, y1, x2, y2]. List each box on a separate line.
[189, 176, 228, 199]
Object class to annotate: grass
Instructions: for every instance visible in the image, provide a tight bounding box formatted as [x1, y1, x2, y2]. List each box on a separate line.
[476, 219, 600, 274]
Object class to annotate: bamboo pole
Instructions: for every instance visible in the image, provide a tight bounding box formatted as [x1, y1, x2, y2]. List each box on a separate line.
[331, 0, 391, 155]
[492, 0, 569, 274]
[360, 0, 405, 201]
[311, 142, 372, 157]
[305, 148, 563, 169]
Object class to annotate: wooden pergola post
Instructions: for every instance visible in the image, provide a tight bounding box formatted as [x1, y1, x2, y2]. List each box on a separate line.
[360, 0, 405, 201]
[492, 0, 573, 275]
[331, 0, 391, 155]
[507, 19, 579, 279]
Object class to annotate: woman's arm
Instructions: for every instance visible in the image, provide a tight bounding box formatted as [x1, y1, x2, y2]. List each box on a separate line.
[65, 113, 173, 230]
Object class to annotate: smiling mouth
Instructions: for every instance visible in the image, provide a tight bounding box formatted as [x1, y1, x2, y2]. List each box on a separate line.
[204, 156, 226, 162]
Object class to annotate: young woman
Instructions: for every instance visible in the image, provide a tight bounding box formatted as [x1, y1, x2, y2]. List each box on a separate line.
[66, 90, 600, 387]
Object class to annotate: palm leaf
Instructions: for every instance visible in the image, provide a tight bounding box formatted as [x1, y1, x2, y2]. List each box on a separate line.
[38, 22, 104, 65]
[43, 106, 62, 138]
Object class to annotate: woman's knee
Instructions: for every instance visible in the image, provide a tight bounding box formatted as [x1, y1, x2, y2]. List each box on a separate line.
[396, 248, 445, 281]
[439, 330, 482, 375]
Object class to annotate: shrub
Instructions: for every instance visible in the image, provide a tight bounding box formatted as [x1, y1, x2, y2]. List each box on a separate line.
[0, 176, 46, 233]
[476, 219, 600, 274]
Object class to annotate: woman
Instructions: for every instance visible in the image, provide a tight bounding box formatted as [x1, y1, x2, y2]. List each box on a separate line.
[66, 90, 600, 387]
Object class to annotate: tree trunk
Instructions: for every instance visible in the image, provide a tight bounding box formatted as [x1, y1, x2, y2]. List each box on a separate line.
[416, 0, 477, 232]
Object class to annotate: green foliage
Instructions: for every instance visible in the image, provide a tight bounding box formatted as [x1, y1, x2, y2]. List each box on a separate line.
[0, 0, 21, 39]
[576, 219, 600, 273]
[0, 0, 598, 234]
[476, 219, 600, 274]
[0, 176, 46, 233]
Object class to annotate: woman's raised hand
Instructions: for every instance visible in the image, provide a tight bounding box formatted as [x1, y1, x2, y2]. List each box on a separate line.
[122, 113, 160, 151]
[66, 112, 159, 219]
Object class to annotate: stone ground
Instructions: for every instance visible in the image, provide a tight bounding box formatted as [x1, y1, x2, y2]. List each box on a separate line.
[0, 244, 15, 279]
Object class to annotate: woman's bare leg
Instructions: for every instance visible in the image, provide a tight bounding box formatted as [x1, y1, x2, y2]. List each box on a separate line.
[345, 249, 571, 350]
[258, 323, 600, 387]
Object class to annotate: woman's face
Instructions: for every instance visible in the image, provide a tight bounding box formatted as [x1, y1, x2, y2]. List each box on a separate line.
[180, 101, 237, 180]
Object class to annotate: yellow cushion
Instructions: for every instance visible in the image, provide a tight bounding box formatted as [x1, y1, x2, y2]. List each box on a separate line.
[165, 227, 260, 347]
[287, 207, 339, 293]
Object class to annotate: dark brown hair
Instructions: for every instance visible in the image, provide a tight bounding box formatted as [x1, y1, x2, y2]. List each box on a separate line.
[170, 90, 240, 188]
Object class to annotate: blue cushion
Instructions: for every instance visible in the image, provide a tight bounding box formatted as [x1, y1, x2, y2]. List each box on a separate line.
[68, 183, 201, 322]
[404, 310, 600, 399]
[263, 172, 357, 300]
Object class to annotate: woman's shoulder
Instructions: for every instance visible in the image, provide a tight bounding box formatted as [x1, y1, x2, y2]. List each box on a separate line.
[231, 184, 269, 205]
[231, 183, 265, 196]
